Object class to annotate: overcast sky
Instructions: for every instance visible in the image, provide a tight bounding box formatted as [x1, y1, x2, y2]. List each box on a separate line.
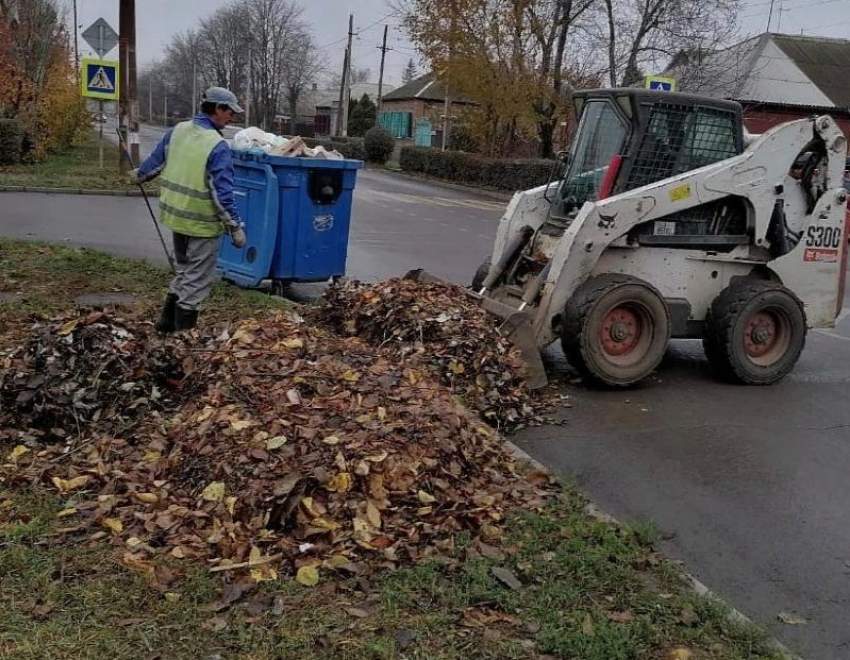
[67, 0, 850, 89]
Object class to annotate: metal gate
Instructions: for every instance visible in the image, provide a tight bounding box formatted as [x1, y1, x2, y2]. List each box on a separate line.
[414, 118, 432, 147]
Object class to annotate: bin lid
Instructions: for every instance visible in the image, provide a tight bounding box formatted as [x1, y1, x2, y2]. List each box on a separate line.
[232, 150, 363, 170]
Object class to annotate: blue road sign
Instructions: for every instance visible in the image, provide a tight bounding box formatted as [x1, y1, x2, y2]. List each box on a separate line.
[645, 75, 677, 92]
[81, 58, 119, 101]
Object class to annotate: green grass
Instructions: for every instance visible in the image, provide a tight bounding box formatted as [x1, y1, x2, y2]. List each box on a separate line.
[0, 130, 159, 193]
[0, 238, 288, 325]
[0, 487, 784, 660]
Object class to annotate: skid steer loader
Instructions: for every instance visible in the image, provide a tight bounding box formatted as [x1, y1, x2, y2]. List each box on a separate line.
[413, 88, 849, 388]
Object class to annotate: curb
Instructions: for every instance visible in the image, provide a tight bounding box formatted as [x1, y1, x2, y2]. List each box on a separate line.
[503, 439, 805, 660]
[0, 185, 159, 197]
[369, 167, 515, 203]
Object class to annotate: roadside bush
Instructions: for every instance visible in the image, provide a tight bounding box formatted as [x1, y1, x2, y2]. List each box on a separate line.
[364, 126, 395, 164]
[0, 119, 24, 165]
[399, 147, 553, 192]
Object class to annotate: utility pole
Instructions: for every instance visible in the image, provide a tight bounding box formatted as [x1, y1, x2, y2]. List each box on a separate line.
[341, 13, 354, 137]
[246, 45, 252, 126]
[148, 75, 153, 122]
[376, 24, 392, 117]
[192, 61, 198, 115]
[118, 0, 139, 170]
[766, 0, 775, 31]
[164, 89, 168, 128]
[72, 0, 79, 71]
[442, 6, 456, 151]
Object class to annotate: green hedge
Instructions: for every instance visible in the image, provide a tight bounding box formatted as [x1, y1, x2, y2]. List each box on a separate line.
[0, 119, 25, 166]
[302, 136, 364, 161]
[399, 147, 553, 192]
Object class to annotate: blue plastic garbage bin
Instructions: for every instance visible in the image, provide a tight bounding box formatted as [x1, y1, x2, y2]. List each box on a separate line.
[217, 151, 362, 288]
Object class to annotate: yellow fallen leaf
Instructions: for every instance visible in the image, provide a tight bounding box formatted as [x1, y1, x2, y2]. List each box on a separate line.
[355, 414, 372, 424]
[230, 419, 253, 431]
[417, 506, 433, 516]
[326, 472, 353, 493]
[58, 319, 79, 336]
[407, 370, 419, 385]
[322, 435, 341, 446]
[283, 338, 304, 350]
[296, 565, 320, 587]
[225, 496, 237, 516]
[417, 490, 436, 504]
[449, 361, 465, 374]
[201, 481, 226, 502]
[164, 592, 182, 603]
[134, 492, 159, 504]
[196, 407, 215, 422]
[365, 450, 388, 463]
[667, 649, 694, 660]
[8, 445, 30, 462]
[377, 407, 387, 421]
[171, 546, 187, 559]
[57, 507, 78, 518]
[266, 435, 287, 450]
[310, 517, 341, 531]
[143, 450, 162, 462]
[51, 475, 90, 494]
[326, 554, 350, 568]
[366, 501, 382, 529]
[248, 546, 278, 582]
[341, 370, 360, 383]
[102, 518, 124, 535]
[126, 536, 144, 548]
[581, 613, 595, 636]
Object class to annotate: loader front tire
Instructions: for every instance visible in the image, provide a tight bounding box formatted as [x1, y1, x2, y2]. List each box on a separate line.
[703, 280, 806, 385]
[471, 257, 492, 291]
[562, 274, 671, 387]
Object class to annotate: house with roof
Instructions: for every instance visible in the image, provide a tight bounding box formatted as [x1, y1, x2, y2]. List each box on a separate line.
[310, 82, 392, 137]
[379, 72, 478, 146]
[667, 32, 850, 140]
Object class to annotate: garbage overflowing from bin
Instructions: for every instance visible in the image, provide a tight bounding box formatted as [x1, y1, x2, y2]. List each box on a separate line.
[233, 127, 343, 160]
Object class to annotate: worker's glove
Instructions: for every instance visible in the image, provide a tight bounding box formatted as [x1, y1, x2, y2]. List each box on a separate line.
[230, 225, 247, 249]
[128, 168, 141, 185]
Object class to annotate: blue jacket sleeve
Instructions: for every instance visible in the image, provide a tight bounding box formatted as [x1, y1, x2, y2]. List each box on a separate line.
[137, 129, 173, 181]
[207, 141, 242, 227]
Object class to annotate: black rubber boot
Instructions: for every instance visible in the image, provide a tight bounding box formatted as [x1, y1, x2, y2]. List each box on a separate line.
[154, 293, 178, 334]
[174, 306, 199, 332]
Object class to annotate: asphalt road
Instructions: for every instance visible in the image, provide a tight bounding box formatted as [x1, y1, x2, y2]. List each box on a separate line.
[2, 167, 850, 658]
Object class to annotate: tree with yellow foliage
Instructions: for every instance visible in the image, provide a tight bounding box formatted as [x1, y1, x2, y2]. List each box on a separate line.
[401, 0, 595, 158]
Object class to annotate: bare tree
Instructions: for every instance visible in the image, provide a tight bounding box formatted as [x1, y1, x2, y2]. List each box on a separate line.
[281, 28, 323, 133]
[588, 0, 742, 88]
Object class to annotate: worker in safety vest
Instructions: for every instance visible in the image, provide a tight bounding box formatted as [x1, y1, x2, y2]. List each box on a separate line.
[131, 86, 247, 332]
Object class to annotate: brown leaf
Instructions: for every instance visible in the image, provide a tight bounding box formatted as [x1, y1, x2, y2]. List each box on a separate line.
[202, 616, 228, 632]
[607, 610, 635, 624]
[207, 580, 256, 612]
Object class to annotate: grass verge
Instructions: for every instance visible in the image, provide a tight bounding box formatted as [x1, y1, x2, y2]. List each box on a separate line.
[0, 130, 159, 193]
[0, 239, 784, 660]
[0, 238, 287, 332]
[0, 488, 784, 660]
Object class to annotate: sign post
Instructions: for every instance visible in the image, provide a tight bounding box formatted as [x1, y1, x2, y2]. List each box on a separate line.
[81, 18, 119, 169]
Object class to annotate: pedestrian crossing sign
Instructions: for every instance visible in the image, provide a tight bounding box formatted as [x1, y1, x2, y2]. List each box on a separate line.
[645, 75, 677, 92]
[81, 58, 119, 100]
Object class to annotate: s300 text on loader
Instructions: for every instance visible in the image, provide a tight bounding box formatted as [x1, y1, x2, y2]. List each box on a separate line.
[416, 89, 849, 388]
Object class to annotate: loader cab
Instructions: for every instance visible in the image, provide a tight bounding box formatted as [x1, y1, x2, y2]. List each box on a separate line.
[550, 89, 747, 249]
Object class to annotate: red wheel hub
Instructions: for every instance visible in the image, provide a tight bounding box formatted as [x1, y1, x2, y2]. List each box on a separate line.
[600, 306, 641, 356]
[744, 311, 778, 358]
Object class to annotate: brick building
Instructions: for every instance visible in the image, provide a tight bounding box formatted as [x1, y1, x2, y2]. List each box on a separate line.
[668, 33, 850, 140]
[379, 73, 477, 146]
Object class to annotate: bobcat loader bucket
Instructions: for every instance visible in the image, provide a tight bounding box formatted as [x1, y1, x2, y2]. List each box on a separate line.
[404, 269, 549, 389]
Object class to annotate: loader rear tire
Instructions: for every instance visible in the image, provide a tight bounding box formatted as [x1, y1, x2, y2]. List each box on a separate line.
[562, 274, 671, 387]
[471, 257, 492, 291]
[703, 280, 806, 385]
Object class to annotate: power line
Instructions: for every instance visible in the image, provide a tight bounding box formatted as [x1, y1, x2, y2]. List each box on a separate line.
[317, 9, 402, 51]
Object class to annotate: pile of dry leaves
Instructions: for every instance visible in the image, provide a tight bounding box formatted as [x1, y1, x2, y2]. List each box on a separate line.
[1, 311, 550, 588]
[0, 311, 184, 440]
[318, 278, 544, 430]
